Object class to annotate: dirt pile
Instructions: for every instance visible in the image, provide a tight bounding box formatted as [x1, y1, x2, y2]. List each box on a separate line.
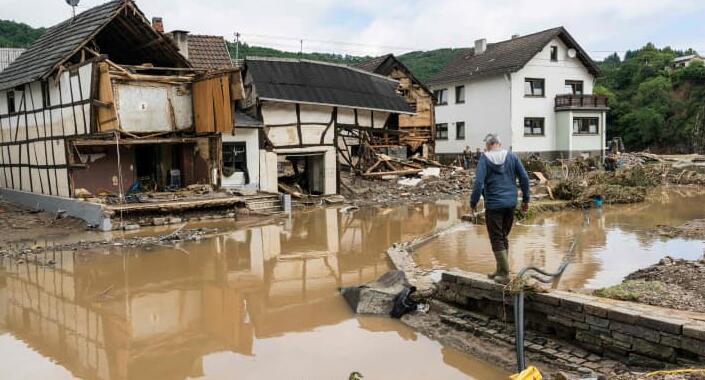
[595, 256, 705, 313]
[341, 168, 472, 206]
[658, 219, 705, 239]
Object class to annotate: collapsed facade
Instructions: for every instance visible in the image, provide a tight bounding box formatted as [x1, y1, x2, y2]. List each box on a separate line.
[234, 57, 414, 196]
[0, 0, 241, 228]
[353, 54, 436, 157]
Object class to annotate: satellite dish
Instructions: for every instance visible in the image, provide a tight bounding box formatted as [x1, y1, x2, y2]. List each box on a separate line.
[567, 48, 577, 58]
[66, 0, 80, 6]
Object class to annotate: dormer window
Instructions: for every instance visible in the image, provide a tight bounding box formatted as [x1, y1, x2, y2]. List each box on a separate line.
[550, 46, 558, 61]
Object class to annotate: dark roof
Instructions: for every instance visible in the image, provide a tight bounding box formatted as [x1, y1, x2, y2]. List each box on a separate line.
[234, 110, 262, 127]
[245, 58, 413, 114]
[0, 0, 190, 91]
[427, 27, 600, 86]
[353, 54, 391, 73]
[187, 35, 233, 70]
[353, 53, 433, 96]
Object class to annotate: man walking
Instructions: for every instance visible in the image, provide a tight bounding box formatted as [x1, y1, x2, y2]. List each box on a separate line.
[462, 146, 473, 169]
[470, 134, 530, 284]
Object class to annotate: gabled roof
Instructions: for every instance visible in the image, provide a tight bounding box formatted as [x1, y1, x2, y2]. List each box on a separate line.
[427, 27, 600, 87]
[673, 54, 703, 63]
[187, 35, 233, 70]
[245, 57, 414, 114]
[353, 54, 433, 96]
[0, 0, 190, 91]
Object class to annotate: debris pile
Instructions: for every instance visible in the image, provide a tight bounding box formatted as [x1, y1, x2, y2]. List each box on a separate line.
[596, 256, 705, 313]
[0, 198, 86, 244]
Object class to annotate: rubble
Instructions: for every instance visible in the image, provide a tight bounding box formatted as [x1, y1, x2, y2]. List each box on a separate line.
[340, 270, 415, 316]
[595, 256, 705, 313]
[657, 219, 705, 239]
[0, 198, 86, 244]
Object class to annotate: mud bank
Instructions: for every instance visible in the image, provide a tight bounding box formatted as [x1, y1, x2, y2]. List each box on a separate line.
[596, 256, 705, 313]
[0, 199, 86, 244]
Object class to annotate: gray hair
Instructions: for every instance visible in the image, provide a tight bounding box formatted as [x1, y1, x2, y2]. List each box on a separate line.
[483, 133, 502, 146]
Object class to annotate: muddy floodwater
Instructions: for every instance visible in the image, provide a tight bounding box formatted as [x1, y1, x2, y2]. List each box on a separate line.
[1, 187, 703, 379]
[0, 206, 508, 380]
[415, 186, 705, 289]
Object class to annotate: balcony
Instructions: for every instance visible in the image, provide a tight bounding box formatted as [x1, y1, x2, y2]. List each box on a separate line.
[555, 94, 609, 111]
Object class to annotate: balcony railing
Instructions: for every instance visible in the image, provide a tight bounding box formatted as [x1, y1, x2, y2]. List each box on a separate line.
[555, 94, 609, 110]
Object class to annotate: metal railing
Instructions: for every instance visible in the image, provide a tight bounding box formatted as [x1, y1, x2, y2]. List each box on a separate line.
[0, 47, 26, 72]
[555, 94, 609, 109]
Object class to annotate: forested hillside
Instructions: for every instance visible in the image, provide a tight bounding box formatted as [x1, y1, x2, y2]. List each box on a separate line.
[3, 18, 704, 153]
[596, 45, 705, 153]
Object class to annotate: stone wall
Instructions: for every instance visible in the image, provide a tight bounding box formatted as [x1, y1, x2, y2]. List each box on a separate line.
[438, 271, 705, 369]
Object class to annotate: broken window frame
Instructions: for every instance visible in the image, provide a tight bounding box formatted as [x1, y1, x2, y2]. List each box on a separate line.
[435, 123, 449, 140]
[524, 78, 545, 97]
[222, 142, 249, 182]
[573, 117, 599, 135]
[524, 117, 545, 136]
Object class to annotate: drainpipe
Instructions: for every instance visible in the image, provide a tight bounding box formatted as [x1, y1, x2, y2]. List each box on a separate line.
[505, 73, 512, 146]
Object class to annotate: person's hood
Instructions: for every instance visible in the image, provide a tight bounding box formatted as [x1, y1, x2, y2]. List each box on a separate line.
[484, 149, 508, 173]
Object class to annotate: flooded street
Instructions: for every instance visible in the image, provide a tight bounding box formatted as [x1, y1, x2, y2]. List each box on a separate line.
[415, 186, 705, 289]
[1, 187, 704, 379]
[0, 206, 506, 380]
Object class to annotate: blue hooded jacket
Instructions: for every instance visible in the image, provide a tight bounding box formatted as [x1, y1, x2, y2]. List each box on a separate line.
[470, 150, 530, 210]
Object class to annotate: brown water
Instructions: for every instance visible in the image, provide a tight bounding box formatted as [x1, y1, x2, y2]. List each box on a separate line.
[0, 206, 507, 380]
[415, 187, 705, 289]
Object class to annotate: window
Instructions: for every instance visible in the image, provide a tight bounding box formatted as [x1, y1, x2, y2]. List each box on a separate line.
[433, 89, 448, 105]
[455, 85, 465, 104]
[524, 118, 545, 136]
[565, 80, 584, 95]
[524, 78, 545, 97]
[573, 117, 599, 135]
[550, 46, 558, 61]
[435, 123, 448, 140]
[222, 142, 249, 180]
[41, 81, 51, 108]
[455, 122, 465, 140]
[6, 91, 15, 114]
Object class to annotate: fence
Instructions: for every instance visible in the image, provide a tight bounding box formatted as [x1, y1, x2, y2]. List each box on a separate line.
[0, 47, 26, 72]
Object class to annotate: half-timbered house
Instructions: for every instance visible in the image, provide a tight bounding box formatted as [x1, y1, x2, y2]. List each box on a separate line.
[0, 0, 239, 228]
[353, 54, 436, 157]
[238, 57, 414, 195]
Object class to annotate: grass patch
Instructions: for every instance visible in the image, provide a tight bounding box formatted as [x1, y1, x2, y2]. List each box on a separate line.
[594, 280, 665, 301]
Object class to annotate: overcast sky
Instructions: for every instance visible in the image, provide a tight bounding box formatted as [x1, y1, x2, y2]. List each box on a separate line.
[2, 0, 704, 59]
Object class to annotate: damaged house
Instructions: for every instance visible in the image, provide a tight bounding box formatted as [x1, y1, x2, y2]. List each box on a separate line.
[236, 58, 414, 196]
[0, 0, 241, 228]
[353, 54, 436, 157]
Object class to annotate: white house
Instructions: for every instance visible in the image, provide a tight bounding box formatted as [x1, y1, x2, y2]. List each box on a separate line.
[428, 27, 608, 159]
[673, 54, 704, 68]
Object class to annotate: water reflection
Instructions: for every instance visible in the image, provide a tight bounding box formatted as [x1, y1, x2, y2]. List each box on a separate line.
[415, 187, 705, 289]
[0, 204, 505, 380]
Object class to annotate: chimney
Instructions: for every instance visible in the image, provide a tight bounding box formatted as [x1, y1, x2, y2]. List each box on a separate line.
[152, 17, 164, 33]
[474, 38, 487, 55]
[511, 34, 520, 39]
[171, 30, 190, 59]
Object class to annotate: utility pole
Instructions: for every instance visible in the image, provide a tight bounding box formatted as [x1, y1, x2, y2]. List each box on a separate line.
[234, 32, 241, 66]
[299, 39, 303, 58]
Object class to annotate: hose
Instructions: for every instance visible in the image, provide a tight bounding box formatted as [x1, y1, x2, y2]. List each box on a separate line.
[512, 207, 591, 372]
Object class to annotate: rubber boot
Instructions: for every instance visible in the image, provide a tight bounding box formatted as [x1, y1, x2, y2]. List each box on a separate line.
[492, 249, 510, 284]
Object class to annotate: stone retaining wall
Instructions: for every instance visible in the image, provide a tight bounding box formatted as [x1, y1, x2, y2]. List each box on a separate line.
[438, 271, 705, 369]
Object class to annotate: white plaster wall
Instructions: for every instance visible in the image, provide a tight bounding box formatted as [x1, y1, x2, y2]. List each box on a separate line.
[259, 150, 278, 193]
[114, 82, 192, 133]
[510, 37, 596, 153]
[222, 128, 260, 189]
[570, 110, 606, 153]
[432, 75, 511, 153]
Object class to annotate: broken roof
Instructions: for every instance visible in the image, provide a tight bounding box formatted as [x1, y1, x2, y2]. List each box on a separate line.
[0, 0, 190, 91]
[246, 57, 413, 114]
[353, 54, 432, 96]
[187, 35, 233, 70]
[427, 27, 600, 87]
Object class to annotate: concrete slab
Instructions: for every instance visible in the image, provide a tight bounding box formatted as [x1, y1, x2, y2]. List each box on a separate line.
[0, 188, 111, 231]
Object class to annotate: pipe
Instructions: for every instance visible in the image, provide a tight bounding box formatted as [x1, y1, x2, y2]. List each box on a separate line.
[514, 292, 526, 373]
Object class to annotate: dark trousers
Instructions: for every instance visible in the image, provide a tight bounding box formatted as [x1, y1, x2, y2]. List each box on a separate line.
[485, 208, 515, 252]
